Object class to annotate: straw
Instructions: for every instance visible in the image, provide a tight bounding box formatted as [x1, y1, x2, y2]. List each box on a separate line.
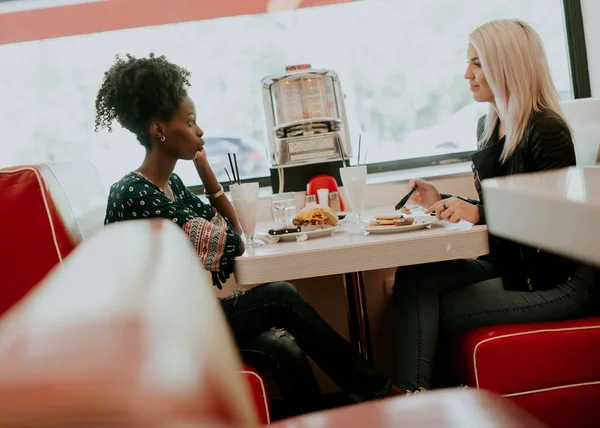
[224, 167, 233, 185]
[233, 153, 240, 185]
[227, 153, 238, 184]
[358, 134, 362, 166]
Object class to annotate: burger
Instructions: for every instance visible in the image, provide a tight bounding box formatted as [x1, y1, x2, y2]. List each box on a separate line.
[293, 205, 339, 227]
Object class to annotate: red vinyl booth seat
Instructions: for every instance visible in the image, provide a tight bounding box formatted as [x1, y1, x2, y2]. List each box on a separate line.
[0, 165, 78, 315]
[0, 163, 271, 424]
[241, 365, 271, 424]
[452, 316, 600, 428]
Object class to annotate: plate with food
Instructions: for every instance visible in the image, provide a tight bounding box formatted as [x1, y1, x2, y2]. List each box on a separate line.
[362, 214, 438, 234]
[277, 205, 341, 242]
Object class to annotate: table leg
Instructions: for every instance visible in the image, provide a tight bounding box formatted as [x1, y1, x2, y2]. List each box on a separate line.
[343, 272, 373, 361]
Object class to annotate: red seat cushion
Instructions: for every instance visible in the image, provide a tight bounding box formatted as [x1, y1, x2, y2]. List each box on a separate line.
[508, 382, 600, 428]
[452, 316, 600, 394]
[239, 365, 270, 424]
[452, 317, 600, 428]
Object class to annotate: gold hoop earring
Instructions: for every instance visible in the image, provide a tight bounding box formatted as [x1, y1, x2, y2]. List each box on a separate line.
[160, 136, 166, 142]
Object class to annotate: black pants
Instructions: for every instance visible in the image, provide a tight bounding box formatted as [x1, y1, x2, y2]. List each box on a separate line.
[241, 328, 322, 416]
[220, 282, 391, 403]
[393, 260, 597, 390]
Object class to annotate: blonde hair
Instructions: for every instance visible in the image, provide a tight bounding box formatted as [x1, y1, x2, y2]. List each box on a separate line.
[469, 19, 570, 162]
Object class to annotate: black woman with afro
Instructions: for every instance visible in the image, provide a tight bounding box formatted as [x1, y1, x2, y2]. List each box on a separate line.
[95, 53, 402, 412]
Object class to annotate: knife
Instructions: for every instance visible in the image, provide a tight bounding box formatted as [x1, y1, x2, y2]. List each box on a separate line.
[394, 186, 417, 211]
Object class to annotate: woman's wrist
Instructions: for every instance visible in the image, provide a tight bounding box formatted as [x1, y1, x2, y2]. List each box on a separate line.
[194, 157, 221, 194]
[193, 154, 208, 168]
[193, 156, 210, 177]
[204, 185, 224, 200]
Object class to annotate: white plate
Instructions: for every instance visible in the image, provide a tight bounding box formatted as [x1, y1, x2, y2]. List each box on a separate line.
[363, 216, 439, 234]
[278, 225, 340, 242]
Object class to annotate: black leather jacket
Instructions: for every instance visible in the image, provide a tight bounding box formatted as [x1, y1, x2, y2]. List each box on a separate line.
[445, 110, 580, 291]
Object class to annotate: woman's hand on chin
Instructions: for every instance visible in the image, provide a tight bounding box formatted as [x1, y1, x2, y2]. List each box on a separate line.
[425, 197, 480, 224]
[193, 148, 208, 166]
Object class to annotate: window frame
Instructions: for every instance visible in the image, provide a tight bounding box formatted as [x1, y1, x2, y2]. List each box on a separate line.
[563, 0, 591, 98]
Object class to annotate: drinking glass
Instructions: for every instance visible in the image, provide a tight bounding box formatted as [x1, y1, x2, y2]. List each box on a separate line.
[339, 165, 367, 223]
[270, 192, 296, 227]
[230, 182, 262, 247]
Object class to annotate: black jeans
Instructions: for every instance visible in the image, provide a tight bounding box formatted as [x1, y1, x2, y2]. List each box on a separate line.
[220, 282, 391, 402]
[240, 328, 321, 415]
[392, 259, 597, 391]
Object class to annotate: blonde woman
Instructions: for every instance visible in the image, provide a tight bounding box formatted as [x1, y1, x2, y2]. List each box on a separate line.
[392, 20, 597, 391]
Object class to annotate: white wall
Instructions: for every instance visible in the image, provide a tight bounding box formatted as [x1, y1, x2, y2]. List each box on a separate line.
[581, 0, 600, 96]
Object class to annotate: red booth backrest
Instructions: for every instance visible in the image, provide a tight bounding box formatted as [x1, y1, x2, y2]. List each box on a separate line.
[0, 162, 107, 316]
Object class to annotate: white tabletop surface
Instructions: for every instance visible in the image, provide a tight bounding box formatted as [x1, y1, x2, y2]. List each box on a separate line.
[234, 208, 489, 285]
[482, 166, 600, 266]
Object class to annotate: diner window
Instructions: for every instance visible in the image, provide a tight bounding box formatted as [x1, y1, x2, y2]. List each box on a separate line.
[0, 0, 575, 190]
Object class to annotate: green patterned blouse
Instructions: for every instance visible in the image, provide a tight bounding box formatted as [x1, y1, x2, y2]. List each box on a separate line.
[104, 172, 243, 287]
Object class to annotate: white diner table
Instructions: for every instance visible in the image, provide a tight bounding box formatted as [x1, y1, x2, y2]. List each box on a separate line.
[482, 166, 600, 267]
[234, 208, 489, 360]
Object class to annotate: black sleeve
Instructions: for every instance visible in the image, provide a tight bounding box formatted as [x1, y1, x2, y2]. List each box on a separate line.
[440, 193, 481, 205]
[529, 117, 576, 171]
[477, 204, 486, 225]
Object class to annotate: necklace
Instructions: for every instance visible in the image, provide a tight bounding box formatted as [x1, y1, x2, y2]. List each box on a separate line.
[133, 171, 176, 201]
